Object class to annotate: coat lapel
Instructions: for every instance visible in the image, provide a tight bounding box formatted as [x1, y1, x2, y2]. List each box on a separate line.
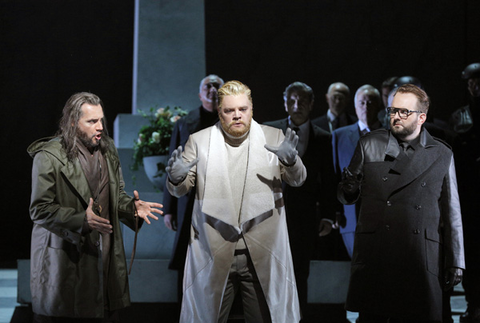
[387, 129, 441, 192]
[61, 158, 91, 209]
[347, 124, 360, 151]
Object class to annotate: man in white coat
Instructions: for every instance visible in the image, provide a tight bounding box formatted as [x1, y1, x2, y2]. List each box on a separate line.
[166, 80, 306, 323]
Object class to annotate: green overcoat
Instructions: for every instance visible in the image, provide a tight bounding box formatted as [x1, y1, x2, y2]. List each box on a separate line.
[28, 136, 141, 318]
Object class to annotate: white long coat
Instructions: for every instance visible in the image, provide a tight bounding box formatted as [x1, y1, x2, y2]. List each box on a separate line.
[167, 121, 306, 323]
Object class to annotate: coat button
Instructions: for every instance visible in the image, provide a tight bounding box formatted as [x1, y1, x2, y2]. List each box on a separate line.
[386, 201, 392, 206]
[383, 176, 388, 182]
[421, 182, 427, 187]
[413, 229, 420, 234]
[386, 225, 390, 230]
[95, 241, 100, 247]
[415, 205, 422, 210]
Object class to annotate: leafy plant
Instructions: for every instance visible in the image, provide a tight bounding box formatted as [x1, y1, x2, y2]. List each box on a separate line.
[130, 106, 187, 173]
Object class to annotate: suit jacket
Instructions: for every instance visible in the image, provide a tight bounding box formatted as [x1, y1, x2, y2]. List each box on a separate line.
[28, 136, 140, 318]
[338, 128, 465, 321]
[264, 118, 337, 229]
[167, 121, 305, 323]
[332, 122, 362, 256]
[163, 106, 217, 270]
[312, 112, 357, 133]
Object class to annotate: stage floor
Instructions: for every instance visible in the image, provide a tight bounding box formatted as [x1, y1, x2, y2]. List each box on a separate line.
[0, 268, 467, 323]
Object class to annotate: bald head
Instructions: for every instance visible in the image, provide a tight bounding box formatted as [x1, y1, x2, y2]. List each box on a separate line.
[354, 85, 381, 128]
[326, 82, 350, 116]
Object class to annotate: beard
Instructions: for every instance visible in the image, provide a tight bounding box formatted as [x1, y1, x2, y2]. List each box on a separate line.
[390, 117, 417, 140]
[220, 114, 252, 137]
[77, 128, 100, 150]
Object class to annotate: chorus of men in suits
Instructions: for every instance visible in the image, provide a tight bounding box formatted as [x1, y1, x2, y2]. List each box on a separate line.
[161, 78, 465, 323]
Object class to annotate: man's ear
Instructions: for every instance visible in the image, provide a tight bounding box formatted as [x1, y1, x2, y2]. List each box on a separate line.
[284, 101, 288, 113]
[418, 113, 427, 125]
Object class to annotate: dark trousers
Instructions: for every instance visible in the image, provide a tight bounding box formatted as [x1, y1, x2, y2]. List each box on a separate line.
[218, 250, 271, 323]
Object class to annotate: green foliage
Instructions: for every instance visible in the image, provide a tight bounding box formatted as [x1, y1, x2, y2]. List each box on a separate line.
[130, 106, 187, 171]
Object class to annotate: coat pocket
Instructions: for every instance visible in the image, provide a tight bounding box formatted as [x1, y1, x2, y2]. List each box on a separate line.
[425, 229, 442, 277]
[352, 223, 378, 265]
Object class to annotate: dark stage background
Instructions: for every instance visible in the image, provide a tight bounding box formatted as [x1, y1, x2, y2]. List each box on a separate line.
[1, 0, 479, 265]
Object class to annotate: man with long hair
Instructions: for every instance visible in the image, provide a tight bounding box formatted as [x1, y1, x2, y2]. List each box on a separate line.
[28, 92, 163, 322]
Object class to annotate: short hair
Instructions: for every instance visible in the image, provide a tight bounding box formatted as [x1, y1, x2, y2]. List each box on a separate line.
[199, 74, 225, 93]
[283, 82, 314, 103]
[218, 80, 252, 108]
[354, 84, 381, 103]
[57, 92, 109, 160]
[327, 82, 350, 97]
[392, 84, 430, 114]
[381, 76, 398, 90]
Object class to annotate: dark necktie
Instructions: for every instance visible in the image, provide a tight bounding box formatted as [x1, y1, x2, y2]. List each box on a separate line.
[360, 128, 369, 136]
[399, 142, 412, 158]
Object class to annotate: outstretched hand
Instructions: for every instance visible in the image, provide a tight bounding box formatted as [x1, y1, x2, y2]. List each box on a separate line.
[133, 190, 163, 224]
[264, 128, 299, 166]
[165, 146, 199, 185]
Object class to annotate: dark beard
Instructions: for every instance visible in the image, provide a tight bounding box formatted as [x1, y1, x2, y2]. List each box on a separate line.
[390, 119, 417, 140]
[77, 128, 100, 150]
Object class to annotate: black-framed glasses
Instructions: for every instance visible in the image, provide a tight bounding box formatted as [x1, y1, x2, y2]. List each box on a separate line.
[387, 107, 423, 119]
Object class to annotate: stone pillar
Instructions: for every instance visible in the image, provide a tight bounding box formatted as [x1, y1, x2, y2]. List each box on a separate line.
[132, 0, 206, 114]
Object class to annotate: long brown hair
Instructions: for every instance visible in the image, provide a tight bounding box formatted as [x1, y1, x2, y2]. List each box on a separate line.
[56, 92, 109, 161]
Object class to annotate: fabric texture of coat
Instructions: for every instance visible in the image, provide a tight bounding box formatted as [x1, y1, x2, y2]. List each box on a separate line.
[28, 136, 141, 318]
[338, 128, 465, 321]
[167, 120, 306, 323]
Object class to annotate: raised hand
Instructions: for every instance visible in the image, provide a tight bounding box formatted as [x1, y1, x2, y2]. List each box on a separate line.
[133, 190, 162, 225]
[165, 146, 199, 184]
[264, 128, 299, 166]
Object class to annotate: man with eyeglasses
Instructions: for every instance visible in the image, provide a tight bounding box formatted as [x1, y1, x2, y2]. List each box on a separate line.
[338, 84, 465, 322]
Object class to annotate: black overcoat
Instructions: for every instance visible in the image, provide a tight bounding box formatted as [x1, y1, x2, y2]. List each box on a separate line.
[338, 128, 464, 321]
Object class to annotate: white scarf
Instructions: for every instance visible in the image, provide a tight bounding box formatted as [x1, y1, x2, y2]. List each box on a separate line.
[201, 120, 276, 229]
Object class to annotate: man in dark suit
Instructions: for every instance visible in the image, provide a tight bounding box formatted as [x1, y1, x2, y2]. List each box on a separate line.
[338, 84, 465, 322]
[162, 74, 224, 304]
[332, 85, 382, 258]
[265, 82, 339, 322]
[312, 82, 357, 133]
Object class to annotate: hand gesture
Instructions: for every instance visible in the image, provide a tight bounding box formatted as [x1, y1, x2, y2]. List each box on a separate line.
[165, 146, 199, 184]
[86, 198, 113, 234]
[133, 190, 162, 224]
[164, 214, 177, 231]
[444, 267, 463, 291]
[264, 128, 299, 166]
[318, 219, 333, 237]
[341, 167, 361, 194]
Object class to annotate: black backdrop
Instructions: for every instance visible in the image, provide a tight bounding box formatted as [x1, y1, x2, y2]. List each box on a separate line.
[1, 0, 479, 264]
